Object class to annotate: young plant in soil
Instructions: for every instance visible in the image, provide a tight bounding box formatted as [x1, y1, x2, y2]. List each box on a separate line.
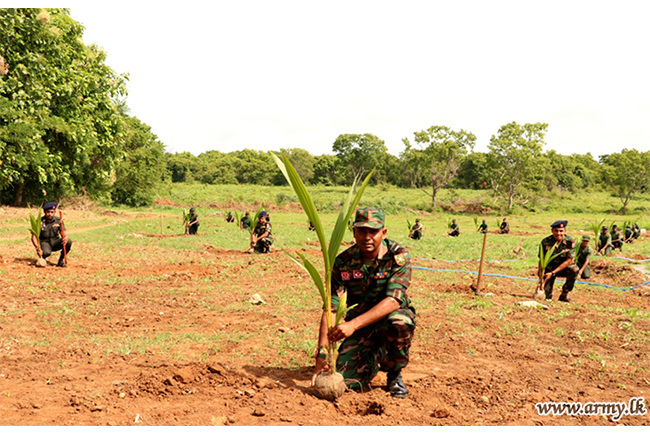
[28, 206, 44, 264]
[589, 218, 605, 251]
[181, 210, 190, 235]
[533, 242, 561, 300]
[246, 205, 263, 251]
[272, 152, 374, 400]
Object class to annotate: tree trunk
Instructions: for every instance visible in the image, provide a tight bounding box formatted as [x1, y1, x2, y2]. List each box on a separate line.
[508, 193, 514, 210]
[14, 182, 24, 206]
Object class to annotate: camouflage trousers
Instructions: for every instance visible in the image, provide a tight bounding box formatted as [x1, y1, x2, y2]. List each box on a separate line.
[543, 265, 579, 299]
[253, 237, 273, 253]
[336, 307, 416, 390]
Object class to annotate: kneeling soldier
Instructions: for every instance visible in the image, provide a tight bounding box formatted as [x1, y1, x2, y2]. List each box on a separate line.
[477, 219, 488, 234]
[312, 207, 416, 398]
[409, 219, 423, 240]
[539, 220, 578, 302]
[31, 202, 72, 267]
[251, 211, 273, 253]
[576, 235, 593, 279]
[499, 218, 510, 234]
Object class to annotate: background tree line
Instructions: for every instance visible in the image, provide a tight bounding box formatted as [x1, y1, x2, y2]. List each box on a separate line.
[2, 9, 649, 213]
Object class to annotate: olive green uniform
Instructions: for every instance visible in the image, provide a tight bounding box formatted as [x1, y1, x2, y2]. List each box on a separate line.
[449, 223, 459, 237]
[576, 244, 593, 279]
[409, 223, 422, 240]
[478, 223, 488, 234]
[598, 232, 612, 256]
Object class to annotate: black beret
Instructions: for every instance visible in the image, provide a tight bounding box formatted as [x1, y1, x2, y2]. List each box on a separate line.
[550, 220, 568, 228]
[43, 202, 57, 211]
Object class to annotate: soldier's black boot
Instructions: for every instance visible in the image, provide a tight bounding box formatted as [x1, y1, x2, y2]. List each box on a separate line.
[558, 291, 574, 303]
[57, 254, 66, 268]
[544, 287, 553, 301]
[387, 369, 408, 399]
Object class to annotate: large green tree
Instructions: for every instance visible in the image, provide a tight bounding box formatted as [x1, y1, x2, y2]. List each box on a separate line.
[332, 133, 387, 186]
[600, 149, 650, 214]
[111, 116, 166, 206]
[0, 8, 128, 205]
[402, 126, 475, 207]
[487, 122, 548, 209]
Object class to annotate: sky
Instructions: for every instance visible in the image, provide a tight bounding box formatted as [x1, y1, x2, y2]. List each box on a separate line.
[50, 1, 650, 158]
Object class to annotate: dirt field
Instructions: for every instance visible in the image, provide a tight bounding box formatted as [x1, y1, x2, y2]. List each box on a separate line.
[1, 207, 649, 426]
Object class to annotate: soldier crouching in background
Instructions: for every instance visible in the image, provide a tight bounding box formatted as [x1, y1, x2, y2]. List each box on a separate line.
[30, 202, 72, 267]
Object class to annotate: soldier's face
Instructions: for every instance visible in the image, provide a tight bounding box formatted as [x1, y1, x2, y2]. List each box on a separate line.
[552, 227, 566, 242]
[353, 227, 387, 258]
[44, 209, 55, 221]
[581, 240, 589, 247]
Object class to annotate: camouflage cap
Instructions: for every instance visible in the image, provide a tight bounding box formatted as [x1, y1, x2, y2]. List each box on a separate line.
[582, 235, 591, 242]
[353, 207, 385, 229]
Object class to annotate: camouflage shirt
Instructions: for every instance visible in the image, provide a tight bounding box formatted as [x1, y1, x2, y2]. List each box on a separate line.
[539, 234, 575, 272]
[40, 216, 64, 241]
[576, 244, 593, 265]
[330, 238, 413, 321]
[254, 221, 273, 241]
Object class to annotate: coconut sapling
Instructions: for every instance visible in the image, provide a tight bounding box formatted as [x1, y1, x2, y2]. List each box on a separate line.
[533, 242, 561, 300]
[28, 206, 46, 267]
[181, 210, 190, 234]
[272, 152, 374, 400]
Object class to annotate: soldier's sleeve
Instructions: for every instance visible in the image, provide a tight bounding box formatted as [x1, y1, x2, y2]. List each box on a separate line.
[385, 248, 411, 307]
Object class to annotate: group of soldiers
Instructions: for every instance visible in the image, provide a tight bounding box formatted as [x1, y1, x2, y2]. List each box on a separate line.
[224, 209, 273, 253]
[28, 201, 644, 403]
[408, 217, 511, 240]
[598, 224, 641, 255]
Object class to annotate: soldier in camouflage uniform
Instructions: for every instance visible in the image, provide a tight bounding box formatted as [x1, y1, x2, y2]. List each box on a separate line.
[251, 211, 273, 253]
[409, 218, 422, 240]
[598, 226, 612, 256]
[539, 220, 578, 302]
[499, 218, 510, 234]
[576, 235, 593, 279]
[477, 219, 488, 234]
[448, 219, 460, 237]
[30, 202, 72, 267]
[312, 207, 416, 399]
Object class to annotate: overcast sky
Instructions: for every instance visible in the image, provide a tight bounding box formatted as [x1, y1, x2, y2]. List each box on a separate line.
[56, 1, 650, 158]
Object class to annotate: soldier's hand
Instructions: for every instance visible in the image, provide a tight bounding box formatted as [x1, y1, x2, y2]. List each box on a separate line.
[328, 322, 356, 342]
[62, 235, 69, 245]
[311, 357, 330, 386]
[543, 272, 553, 283]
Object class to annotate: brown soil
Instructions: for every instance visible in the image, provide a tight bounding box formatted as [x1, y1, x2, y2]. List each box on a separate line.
[1, 208, 649, 426]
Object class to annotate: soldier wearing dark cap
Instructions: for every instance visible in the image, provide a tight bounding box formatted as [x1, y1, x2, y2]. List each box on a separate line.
[632, 223, 641, 240]
[624, 225, 634, 243]
[499, 218, 510, 234]
[448, 219, 460, 237]
[477, 220, 488, 234]
[30, 202, 72, 267]
[598, 226, 612, 256]
[409, 218, 423, 240]
[312, 207, 416, 399]
[538, 220, 578, 302]
[188, 208, 199, 235]
[251, 211, 273, 253]
[225, 211, 235, 223]
[240, 211, 251, 230]
[576, 235, 593, 279]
